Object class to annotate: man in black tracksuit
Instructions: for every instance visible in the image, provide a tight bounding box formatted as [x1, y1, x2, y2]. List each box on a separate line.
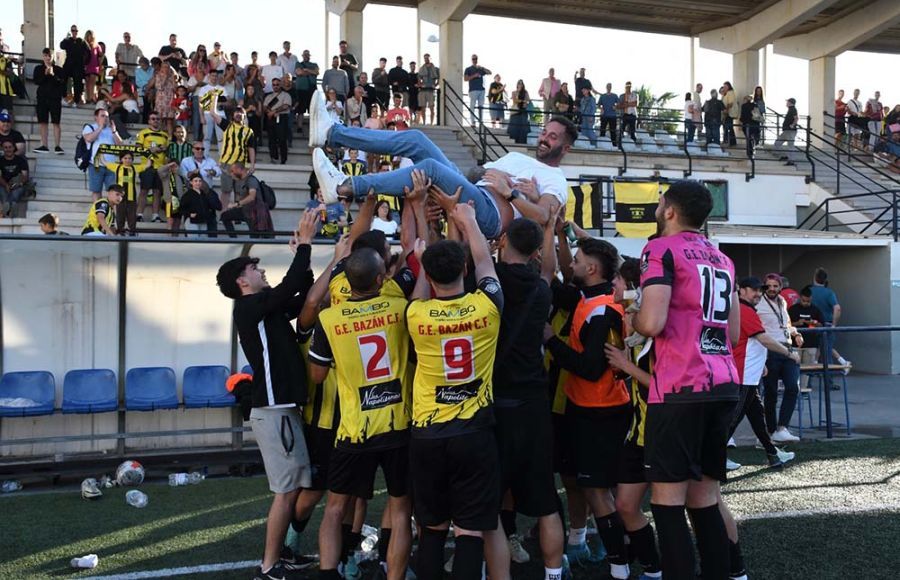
[217, 210, 318, 580]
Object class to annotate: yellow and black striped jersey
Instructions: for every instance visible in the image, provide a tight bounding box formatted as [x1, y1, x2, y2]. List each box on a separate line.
[309, 293, 411, 449]
[103, 158, 151, 202]
[546, 306, 571, 415]
[626, 339, 654, 447]
[406, 278, 503, 438]
[135, 128, 170, 168]
[219, 122, 256, 165]
[328, 261, 415, 306]
[81, 198, 113, 234]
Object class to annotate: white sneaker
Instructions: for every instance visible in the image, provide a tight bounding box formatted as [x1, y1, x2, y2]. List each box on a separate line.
[727, 436, 737, 448]
[771, 427, 800, 443]
[775, 447, 796, 464]
[508, 534, 530, 564]
[308, 90, 332, 149]
[313, 148, 346, 204]
[726, 458, 742, 471]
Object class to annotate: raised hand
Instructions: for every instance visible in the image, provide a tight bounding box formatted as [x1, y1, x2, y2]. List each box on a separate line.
[428, 183, 462, 215]
[296, 209, 319, 244]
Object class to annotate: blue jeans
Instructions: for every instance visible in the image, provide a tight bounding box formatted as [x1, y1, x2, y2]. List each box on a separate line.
[469, 90, 485, 125]
[580, 119, 597, 146]
[1, 185, 24, 214]
[328, 124, 500, 237]
[685, 119, 696, 143]
[88, 164, 116, 194]
[762, 351, 800, 431]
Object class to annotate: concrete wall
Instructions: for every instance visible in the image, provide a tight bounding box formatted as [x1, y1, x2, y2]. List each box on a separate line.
[560, 165, 806, 227]
[0, 240, 338, 457]
[720, 240, 896, 374]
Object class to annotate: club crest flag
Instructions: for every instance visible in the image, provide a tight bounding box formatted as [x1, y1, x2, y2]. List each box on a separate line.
[614, 182, 659, 238]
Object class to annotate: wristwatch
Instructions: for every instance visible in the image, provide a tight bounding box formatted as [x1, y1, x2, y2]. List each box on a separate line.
[507, 188, 521, 201]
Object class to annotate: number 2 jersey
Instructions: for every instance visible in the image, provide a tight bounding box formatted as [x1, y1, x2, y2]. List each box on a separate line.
[640, 231, 739, 404]
[406, 277, 503, 438]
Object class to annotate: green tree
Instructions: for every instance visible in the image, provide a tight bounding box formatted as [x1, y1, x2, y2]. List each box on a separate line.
[635, 85, 680, 135]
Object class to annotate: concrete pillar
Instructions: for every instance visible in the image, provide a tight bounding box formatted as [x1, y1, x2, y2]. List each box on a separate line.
[732, 49, 760, 98]
[339, 9, 364, 73]
[809, 55, 836, 138]
[689, 36, 695, 92]
[23, 0, 52, 76]
[439, 19, 463, 127]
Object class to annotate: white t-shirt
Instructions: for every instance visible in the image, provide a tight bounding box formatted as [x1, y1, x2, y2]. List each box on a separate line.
[481, 151, 569, 216]
[742, 336, 768, 386]
[261, 64, 285, 93]
[82, 123, 117, 163]
[371, 217, 399, 236]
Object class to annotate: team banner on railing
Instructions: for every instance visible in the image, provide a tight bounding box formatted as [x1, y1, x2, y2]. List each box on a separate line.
[566, 182, 602, 229]
[614, 182, 660, 238]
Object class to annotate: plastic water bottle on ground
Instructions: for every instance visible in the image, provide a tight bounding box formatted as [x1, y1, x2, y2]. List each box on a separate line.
[1, 480, 22, 493]
[168, 473, 189, 486]
[70, 554, 99, 569]
[125, 489, 148, 508]
[187, 471, 205, 484]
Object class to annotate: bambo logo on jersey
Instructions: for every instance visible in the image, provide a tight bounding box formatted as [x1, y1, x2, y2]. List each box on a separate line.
[429, 305, 476, 318]
[359, 379, 402, 411]
[435, 379, 481, 404]
[342, 301, 391, 316]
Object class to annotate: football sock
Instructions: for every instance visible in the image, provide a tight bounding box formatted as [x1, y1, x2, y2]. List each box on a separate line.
[417, 527, 448, 580]
[291, 517, 310, 534]
[452, 535, 485, 580]
[500, 509, 517, 538]
[378, 528, 392, 563]
[729, 539, 747, 577]
[568, 527, 587, 546]
[688, 505, 730, 580]
[594, 512, 628, 566]
[545, 566, 563, 580]
[650, 504, 695, 580]
[626, 523, 662, 574]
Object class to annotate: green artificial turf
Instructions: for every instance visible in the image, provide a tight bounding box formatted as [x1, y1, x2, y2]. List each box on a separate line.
[1, 437, 897, 579]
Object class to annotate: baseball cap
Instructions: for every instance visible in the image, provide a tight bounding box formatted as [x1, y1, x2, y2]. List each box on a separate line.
[738, 276, 764, 289]
[0, 110, 10, 122]
[216, 256, 258, 299]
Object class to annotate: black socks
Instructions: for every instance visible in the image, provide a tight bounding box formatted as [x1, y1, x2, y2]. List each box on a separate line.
[650, 503, 696, 580]
[378, 527, 393, 564]
[452, 535, 485, 580]
[687, 505, 730, 580]
[594, 512, 628, 566]
[500, 509, 517, 538]
[626, 523, 662, 573]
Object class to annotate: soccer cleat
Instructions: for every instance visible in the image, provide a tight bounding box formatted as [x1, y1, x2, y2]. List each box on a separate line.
[727, 436, 737, 448]
[508, 534, 530, 564]
[771, 427, 800, 443]
[313, 148, 346, 204]
[726, 458, 742, 471]
[280, 546, 317, 571]
[768, 447, 796, 469]
[252, 562, 286, 580]
[587, 535, 607, 563]
[565, 541, 592, 567]
[33, 145, 50, 154]
[80, 478, 103, 500]
[308, 90, 333, 149]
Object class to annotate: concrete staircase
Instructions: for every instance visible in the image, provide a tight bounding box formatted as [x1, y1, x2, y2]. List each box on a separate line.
[1, 98, 478, 236]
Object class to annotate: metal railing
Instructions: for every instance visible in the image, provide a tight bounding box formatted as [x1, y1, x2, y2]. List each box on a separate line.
[442, 81, 509, 164]
[798, 188, 900, 240]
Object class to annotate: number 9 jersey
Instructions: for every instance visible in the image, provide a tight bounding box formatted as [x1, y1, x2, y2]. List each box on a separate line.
[406, 277, 504, 438]
[640, 231, 740, 405]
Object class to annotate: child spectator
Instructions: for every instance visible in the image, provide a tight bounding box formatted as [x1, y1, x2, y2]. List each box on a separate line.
[340, 148, 366, 176]
[39, 212, 67, 234]
[82, 184, 124, 236]
[171, 85, 191, 128]
[100, 149, 150, 235]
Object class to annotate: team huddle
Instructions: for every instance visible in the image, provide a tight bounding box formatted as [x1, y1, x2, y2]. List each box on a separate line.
[218, 93, 749, 580]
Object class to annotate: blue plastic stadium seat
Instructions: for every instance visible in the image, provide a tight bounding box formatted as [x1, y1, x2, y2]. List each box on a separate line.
[241, 365, 253, 376]
[183, 365, 234, 408]
[0, 371, 56, 417]
[62, 369, 118, 414]
[125, 367, 178, 411]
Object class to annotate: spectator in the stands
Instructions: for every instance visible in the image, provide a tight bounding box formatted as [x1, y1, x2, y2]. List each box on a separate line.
[538, 68, 560, 122]
[789, 286, 825, 388]
[386, 92, 411, 130]
[618, 81, 638, 141]
[371, 199, 399, 237]
[230, 52, 245, 83]
[110, 84, 141, 140]
[0, 141, 29, 217]
[164, 125, 192, 202]
[83, 108, 124, 201]
[324, 87, 344, 125]
[99, 69, 135, 114]
[221, 162, 272, 238]
[149, 60, 178, 136]
[579, 85, 598, 146]
[341, 148, 366, 177]
[356, 71, 376, 118]
[876, 130, 900, 173]
[740, 95, 760, 156]
[180, 137, 221, 192]
[294, 50, 319, 121]
[372, 57, 390, 111]
[487, 74, 506, 129]
[703, 89, 724, 145]
[82, 30, 103, 104]
[322, 56, 349, 102]
[188, 44, 210, 80]
[244, 64, 263, 97]
[158, 34, 188, 77]
[197, 69, 226, 152]
[306, 187, 347, 239]
[114, 32, 143, 77]
[209, 42, 227, 74]
[417, 53, 439, 125]
[779, 275, 800, 308]
[407, 61, 419, 122]
[243, 83, 264, 137]
[345, 85, 367, 126]
[60, 24, 87, 106]
[135, 57, 153, 120]
[573, 68, 597, 100]
[388, 56, 409, 107]
[865, 91, 884, 150]
[39, 213, 66, 234]
[464, 54, 491, 126]
[693, 82, 704, 139]
[553, 82, 575, 120]
[810, 267, 850, 370]
[684, 92, 697, 143]
[775, 98, 798, 160]
[507, 79, 530, 144]
[338, 40, 359, 92]
[721, 81, 738, 147]
[834, 89, 846, 148]
[33, 48, 65, 154]
[222, 64, 243, 115]
[598, 83, 619, 145]
[0, 110, 25, 157]
[277, 41, 298, 82]
[180, 171, 218, 237]
[264, 77, 292, 165]
[261, 51, 284, 95]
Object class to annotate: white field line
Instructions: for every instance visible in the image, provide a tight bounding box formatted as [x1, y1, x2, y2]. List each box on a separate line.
[80, 502, 900, 579]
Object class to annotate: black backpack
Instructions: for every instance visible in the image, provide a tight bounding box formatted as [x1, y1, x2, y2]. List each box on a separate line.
[257, 180, 277, 210]
[74, 124, 93, 172]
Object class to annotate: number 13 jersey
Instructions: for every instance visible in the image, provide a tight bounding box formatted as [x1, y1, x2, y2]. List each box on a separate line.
[406, 278, 504, 438]
[640, 231, 739, 405]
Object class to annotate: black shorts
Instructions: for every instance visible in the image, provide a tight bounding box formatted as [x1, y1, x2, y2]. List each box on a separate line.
[304, 426, 335, 491]
[618, 441, 647, 485]
[36, 98, 62, 124]
[552, 411, 575, 476]
[410, 430, 500, 531]
[569, 403, 631, 489]
[327, 444, 409, 499]
[644, 401, 736, 484]
[140, 167, 162, 190]
[835, 120, 847, 134]
[495, 400, 558, 517]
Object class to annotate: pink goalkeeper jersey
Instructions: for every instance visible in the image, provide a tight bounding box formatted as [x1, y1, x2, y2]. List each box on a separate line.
[640, 231, 740, 404]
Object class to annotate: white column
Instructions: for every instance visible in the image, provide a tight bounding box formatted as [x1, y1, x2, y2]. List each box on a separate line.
[732, 49, 760, 98]
[689, 36, 696, 91]
[23, 0, 52, 77]
[439, 19, 463, 127]
[340, 9, 364, 74]
[809, 55, 836, 138]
